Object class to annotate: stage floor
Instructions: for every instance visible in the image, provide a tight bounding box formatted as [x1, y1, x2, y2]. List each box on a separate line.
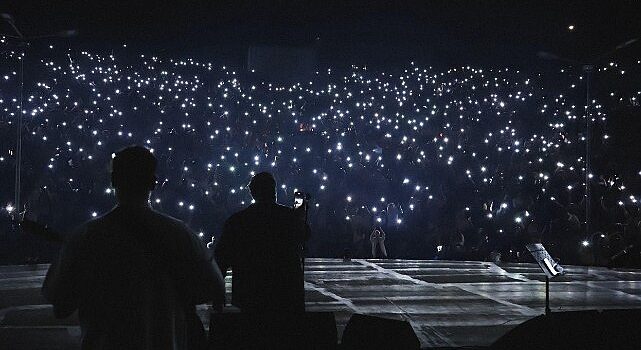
[2, 258, 641, 348]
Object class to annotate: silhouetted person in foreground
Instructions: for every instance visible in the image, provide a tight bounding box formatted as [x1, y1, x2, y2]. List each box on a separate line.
[42, 146, 225, 350]
[215, 172, 310, 313]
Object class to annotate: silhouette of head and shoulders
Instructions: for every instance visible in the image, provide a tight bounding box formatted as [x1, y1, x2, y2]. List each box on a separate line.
[82, 146, 184, 228]
[229, 171, 294, 222]
[216, 172, 308, 313]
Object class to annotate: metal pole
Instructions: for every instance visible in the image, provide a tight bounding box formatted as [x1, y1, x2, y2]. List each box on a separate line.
[301, 201, 308, 269]
[583, 65, 593, 238]
[14, 48, 24, 219]
[545, 276, 551, 315]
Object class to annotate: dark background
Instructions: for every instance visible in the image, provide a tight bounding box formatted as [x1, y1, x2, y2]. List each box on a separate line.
[2, 0, 641, 68]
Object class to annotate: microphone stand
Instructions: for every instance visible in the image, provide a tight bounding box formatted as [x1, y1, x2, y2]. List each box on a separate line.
[301, 201, 309, 269]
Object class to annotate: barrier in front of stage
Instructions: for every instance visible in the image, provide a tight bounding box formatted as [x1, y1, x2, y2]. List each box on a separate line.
[491, 309, 641, 349]
[209, 312, 337, 349]
[341, 313, 420, 350]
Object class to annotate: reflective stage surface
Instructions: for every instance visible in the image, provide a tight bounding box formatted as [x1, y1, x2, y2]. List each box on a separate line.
[2, 259, 641, 348]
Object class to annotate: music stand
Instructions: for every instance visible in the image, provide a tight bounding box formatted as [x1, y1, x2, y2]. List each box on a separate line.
[526, 243, 564, 315]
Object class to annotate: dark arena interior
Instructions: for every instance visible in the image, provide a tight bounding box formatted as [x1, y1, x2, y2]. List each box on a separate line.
[1, 1, 641, 349]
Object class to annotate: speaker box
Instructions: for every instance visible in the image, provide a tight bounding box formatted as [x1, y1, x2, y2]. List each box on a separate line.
[209, 312, 337, 350]
[491, 309, 641, 349]
[341, 314, 420, 350]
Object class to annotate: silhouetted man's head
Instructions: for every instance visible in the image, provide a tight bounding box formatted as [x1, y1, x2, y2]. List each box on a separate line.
[111, 146, 157, 203]
[249, 172, 276, 203]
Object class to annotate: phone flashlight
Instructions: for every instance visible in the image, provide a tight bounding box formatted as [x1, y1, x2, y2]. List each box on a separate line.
[294, 191, 305, 209]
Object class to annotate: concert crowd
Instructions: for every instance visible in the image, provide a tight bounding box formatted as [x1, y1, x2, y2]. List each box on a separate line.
[1, 39, 640, 266]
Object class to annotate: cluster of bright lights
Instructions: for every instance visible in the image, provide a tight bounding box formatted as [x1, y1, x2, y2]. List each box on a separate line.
[0, 38, 640, 247]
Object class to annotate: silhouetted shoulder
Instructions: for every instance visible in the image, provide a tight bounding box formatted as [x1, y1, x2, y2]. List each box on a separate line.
[147, 209, 194, 235]
[274, 203, 296, 214]
[72, 208, 201, 253]
[62, 215, 106, 247]
[226, 203, 297, 223]
[144, 210, 208, 256]
[225, 209, 246, 224]
[273, 203, 300, 220]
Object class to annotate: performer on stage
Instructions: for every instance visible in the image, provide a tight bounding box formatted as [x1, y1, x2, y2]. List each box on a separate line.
[370, 226, 388, 258]
[215, 172, 310, 313]
[41, 146, 225, 350]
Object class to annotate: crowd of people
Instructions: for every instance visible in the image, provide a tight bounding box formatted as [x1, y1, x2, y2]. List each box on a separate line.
[1, 39, 640, 266]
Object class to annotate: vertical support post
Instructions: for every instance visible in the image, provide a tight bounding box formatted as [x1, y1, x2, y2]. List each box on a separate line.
[583, 64, 593, 238]
[301, 200, 308, 269]
[14, 48, 24, 219]
[545, 276, 551, 315]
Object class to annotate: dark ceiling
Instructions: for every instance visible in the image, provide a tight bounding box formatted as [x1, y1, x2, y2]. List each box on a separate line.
[2, 0, 640, 67]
